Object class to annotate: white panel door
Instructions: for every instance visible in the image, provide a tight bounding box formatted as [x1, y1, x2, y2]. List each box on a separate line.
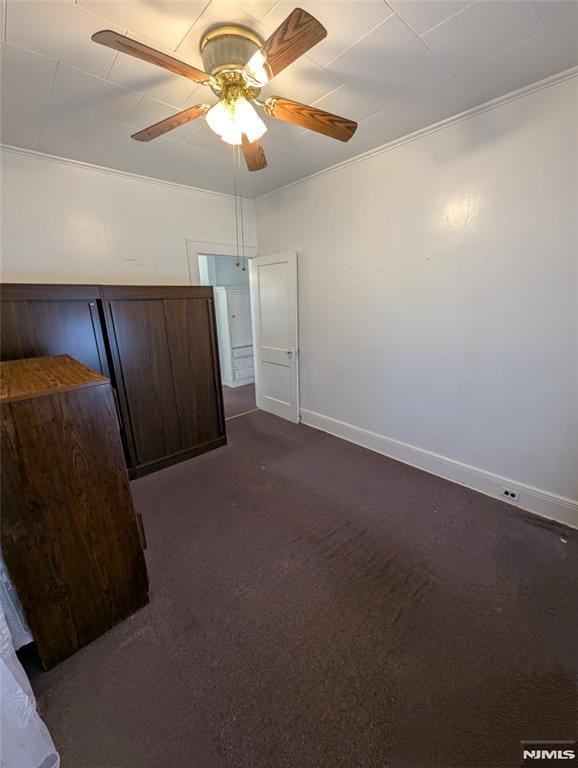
[249, 252, 299, 422]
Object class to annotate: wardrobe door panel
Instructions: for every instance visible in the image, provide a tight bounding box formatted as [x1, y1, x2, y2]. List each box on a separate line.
[164, 298, 225, 447]
[106, 299, 182, 466]
[0, 285, 108, 375]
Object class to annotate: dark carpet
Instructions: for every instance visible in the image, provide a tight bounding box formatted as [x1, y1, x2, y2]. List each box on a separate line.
[30, 411, 577, 768]
[223, 383, 256, 419]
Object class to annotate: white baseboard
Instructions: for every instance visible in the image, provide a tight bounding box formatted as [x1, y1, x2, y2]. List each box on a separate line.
[300, 409, 578, 530]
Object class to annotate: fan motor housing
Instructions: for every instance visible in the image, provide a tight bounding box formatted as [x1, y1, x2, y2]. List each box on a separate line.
[200, 24, 263, 77]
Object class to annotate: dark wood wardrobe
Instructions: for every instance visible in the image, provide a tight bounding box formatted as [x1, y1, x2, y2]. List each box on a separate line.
[0, 284, 226, 477]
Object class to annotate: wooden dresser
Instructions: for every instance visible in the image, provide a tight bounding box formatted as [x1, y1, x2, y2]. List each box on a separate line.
[0, 355, 149, 668]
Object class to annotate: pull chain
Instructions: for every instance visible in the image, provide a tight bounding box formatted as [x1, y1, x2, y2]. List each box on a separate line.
[232, 145, 241, 268]
[232, 144, 247, 272]
[238, 147, 246, 272]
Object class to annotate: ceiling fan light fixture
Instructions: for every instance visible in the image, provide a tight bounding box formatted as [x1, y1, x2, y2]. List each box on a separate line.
[235, 98, 267, 142]
[206, 96, 266, 145]
[92, 8, 356, 173]
[243, 49, 269, 87]
[220, 124, 243, 146]
[206, 100, 235, 140]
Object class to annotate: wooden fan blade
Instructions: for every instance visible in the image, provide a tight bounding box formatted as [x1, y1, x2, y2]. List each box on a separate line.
[266, 97, 357, 142]
[260, 8, 326, 79]
[242, 136, 268, 172]
[92, 30, 210, 84]
[131, 105, 208, 142]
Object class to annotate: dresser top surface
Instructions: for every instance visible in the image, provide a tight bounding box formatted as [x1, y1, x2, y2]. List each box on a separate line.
[0, 355, 108, 404]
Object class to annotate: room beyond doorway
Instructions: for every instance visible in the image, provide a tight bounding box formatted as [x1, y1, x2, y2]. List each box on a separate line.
[196, 251, 256, 418]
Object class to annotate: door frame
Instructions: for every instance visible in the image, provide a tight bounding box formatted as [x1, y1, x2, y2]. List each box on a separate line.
[185, 240, 258, 286]
[187, 241, 301, 423]
[249, 251, 300, 424]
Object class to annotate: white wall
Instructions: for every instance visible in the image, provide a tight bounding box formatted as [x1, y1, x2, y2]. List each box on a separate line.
[0, 148, 256, 285]
[256, 75, 578, 525]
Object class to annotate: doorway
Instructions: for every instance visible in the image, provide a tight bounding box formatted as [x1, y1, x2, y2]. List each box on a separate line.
[188, 241, 300, 424]
[196, 251, 257, 421]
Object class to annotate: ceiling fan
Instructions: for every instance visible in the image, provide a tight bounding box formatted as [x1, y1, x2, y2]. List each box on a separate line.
[92, 8, 358, 172]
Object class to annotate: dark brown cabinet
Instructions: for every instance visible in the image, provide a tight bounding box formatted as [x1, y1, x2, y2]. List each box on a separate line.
[101, 286, 225, 476]
[0, 355, 149, 668]
[0, 284, 109, 375]
[0, 284, 226, 477]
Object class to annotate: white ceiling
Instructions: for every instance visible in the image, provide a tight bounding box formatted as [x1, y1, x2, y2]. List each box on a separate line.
[1, 0, 577, 198]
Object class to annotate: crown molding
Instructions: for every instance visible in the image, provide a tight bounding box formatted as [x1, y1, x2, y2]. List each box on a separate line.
[257, 65, 578, 202]
[0, 143, 255, 205]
